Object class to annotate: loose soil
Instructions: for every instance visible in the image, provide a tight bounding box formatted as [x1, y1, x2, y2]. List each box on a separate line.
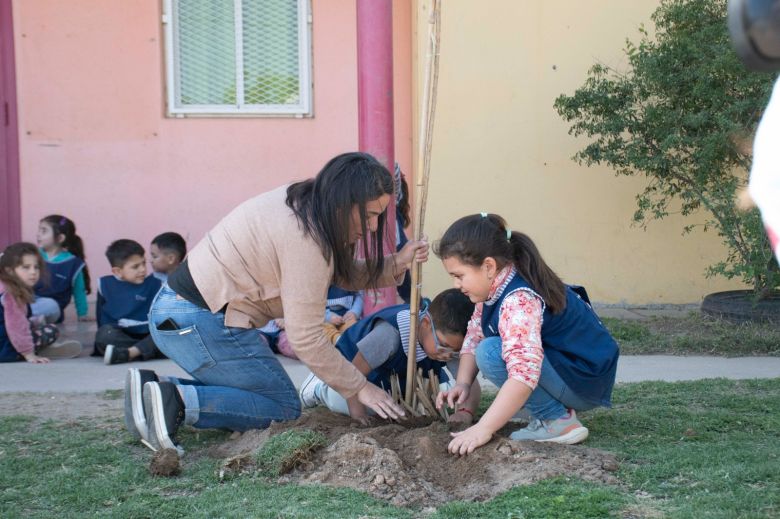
[213, 408, 620, 507]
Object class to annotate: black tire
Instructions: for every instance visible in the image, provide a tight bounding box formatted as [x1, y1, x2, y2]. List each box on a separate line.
[701, 290, 780, 324]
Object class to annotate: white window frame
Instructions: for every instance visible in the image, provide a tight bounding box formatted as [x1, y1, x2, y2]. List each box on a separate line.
[162, 0, 313, 117]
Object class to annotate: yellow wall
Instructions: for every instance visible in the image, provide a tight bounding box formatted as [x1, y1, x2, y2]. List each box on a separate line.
[412, 0, 746, 304]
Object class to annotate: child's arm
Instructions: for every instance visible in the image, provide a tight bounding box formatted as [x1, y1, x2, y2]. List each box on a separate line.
[2, 294, 48, 363]
[345, 291, 364, 321]
[72, 270, 91, 320]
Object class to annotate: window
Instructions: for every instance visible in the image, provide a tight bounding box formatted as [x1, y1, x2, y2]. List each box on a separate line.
[163, 0, 312, 117]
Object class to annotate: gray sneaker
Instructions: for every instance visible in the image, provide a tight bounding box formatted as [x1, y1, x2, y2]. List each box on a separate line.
[510, 409, 589, 445]
[124, 368, 159, 442]
[299, 373, 323, 408]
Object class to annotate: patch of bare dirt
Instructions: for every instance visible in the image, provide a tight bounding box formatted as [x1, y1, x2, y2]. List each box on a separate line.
[0, 392, 122, 421]
[215, 408, 620, 507]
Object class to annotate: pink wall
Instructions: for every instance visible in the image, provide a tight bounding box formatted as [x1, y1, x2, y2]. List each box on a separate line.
[12, 0, 411, 294]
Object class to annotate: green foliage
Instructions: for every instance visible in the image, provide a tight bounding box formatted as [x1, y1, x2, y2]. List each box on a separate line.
[554, 0, 779, 295]
[255, 429, 327, 477]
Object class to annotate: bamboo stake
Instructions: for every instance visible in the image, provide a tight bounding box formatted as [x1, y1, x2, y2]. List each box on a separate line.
[406, 0, 443, 406]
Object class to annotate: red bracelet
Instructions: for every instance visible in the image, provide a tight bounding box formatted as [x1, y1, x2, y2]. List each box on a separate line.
[456, 407, 474, 416]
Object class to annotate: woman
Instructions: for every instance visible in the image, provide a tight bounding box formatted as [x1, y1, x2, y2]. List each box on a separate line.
[125, 153, 427, 453]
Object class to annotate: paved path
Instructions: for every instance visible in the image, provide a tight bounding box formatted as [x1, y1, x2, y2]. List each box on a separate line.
[2, 308, 778, 394]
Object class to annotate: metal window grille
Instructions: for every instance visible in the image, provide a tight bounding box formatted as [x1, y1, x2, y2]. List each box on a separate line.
[163, 0, 312, 116]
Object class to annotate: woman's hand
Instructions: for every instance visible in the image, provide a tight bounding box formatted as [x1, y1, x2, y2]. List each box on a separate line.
[24, 353, 50, 364]
[397, 237, 429, 269]
[346, 395, 370, 425]
[328, 314, 344, 325]
[447, 424, 493, 455]
[436, 382, 471, 411]
[356, 383, 405, 420]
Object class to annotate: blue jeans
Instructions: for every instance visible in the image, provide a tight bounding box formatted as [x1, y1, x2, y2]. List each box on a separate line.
[30, 297, 61, 324]
[149, 286, 301, 431]
[475, 337, 596, 421]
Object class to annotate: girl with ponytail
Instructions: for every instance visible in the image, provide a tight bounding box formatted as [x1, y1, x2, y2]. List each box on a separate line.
[434, 213, 619, 455]
[34, 215, 92, 322]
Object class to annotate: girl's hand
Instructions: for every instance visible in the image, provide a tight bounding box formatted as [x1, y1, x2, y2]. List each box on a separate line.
[274, 318, 285, 329]
[436, 382, 471, 411]
[78, 315, 95, 322]
[328, 314, 344, 325]
[398, 237, 429, 268]
[357, 383, 405, 421]
[24, 353, 50, 364]
[448, 424, 493, 455]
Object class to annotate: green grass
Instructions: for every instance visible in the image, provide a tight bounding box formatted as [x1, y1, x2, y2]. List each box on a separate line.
[255, 429, 327, 477]
[602, 313, 780, 356]
[1, 379, 778, 518]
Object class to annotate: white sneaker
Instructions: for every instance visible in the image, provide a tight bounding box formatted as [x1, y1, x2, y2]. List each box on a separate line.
[299, 373, 323, 408]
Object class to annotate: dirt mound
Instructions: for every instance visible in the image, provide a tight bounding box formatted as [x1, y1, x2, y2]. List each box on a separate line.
[216, 409, 620, 507]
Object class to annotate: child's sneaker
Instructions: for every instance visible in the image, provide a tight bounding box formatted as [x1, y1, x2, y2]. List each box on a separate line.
[299, 373, 323, 408]
[104, 344, 130, 365]
[37, 340, 82, 359]
[124, 368, 159, 442]
[509, 409, 589, 445]
[143, 381, 185, 455]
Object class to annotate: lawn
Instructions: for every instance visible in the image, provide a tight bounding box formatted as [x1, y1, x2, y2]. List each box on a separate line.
[1, 378, 778, 518]
[602, 313, 780, 356]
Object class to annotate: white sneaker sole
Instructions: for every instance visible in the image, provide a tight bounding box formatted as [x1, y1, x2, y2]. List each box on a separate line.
[144, 382, 184, 455]
[104, 344, 115, 365]
[124, 369, 148, 442]
[537, 426, 589, 445]
[298, 373, 320, 409]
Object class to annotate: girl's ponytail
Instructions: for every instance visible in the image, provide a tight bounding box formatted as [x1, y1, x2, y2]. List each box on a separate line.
[435, 213, 567, 314]
[508, 231, 566, 314]
[41, 215, 92, 294]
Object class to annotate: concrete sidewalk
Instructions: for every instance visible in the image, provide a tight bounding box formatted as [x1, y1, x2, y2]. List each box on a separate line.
[2, 308, 778, 394]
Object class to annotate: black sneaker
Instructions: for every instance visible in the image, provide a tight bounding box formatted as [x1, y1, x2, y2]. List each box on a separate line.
[104, 344, 130, 365]
[124, 368, 159, 442]
[143, 381, 185, 455]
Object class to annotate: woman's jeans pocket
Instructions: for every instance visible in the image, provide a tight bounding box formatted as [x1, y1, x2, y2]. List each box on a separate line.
[152, 324, 216, 376]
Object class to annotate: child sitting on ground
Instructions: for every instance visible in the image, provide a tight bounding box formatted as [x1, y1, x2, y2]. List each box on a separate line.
[434, 213, 619, 455]
[94, 239, 164, 365]
[1, 242, 82, 363]
[149, 232, 186, 283]
[274, 286, 364, 359]
[33, 214, 92, 323]
[299, 288, 481, 424]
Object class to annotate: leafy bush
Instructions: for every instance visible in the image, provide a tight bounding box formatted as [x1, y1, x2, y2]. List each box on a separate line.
[554, 0, 779, 297]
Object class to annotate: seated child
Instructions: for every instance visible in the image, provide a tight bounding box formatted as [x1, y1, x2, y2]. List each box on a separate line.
[299, 289, 481, 424]
[94, 239, 164, 365]
[274, 286, 365, 360]
[1, 242, 81, 363]
[323, 285, 364, 344]
[149, 232, 186, 283]
[34, 215, 92, 323]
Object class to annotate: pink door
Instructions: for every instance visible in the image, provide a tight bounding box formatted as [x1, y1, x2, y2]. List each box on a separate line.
[0, 0, 21, 247]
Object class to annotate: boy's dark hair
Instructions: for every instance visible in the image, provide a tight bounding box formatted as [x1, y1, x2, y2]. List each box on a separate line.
[286, 152, 394, 289]
[41, 214, 91, 294]
[428, 288, 475, 336]
[151, 232, 187, 262]
[434, 213, 567, 314]
[105, 239, 145, 268]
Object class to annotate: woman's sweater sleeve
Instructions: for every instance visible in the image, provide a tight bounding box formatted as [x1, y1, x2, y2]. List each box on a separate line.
[72, 270, 88, 317]
[2, 293, 34, 356]
[279, 251, 367, 399]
